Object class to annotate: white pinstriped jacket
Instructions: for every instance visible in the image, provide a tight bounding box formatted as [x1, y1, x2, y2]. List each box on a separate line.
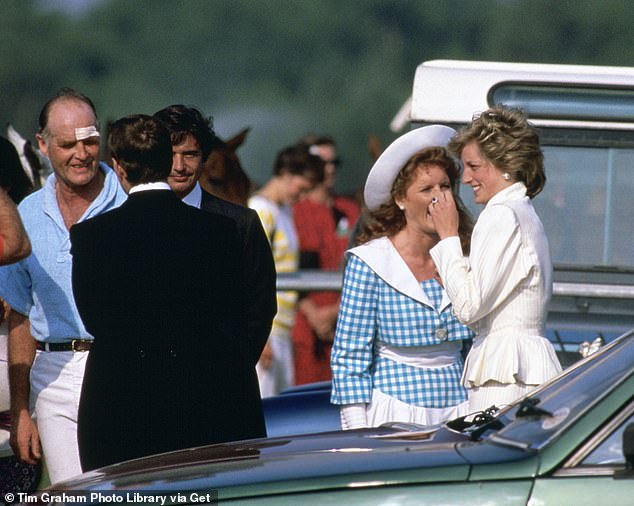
[431, 182, 562, 388]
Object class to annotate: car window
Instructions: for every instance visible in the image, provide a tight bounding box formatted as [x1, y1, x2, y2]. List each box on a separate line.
[581, 411, 634, 465]
[459, 145, 634, 268]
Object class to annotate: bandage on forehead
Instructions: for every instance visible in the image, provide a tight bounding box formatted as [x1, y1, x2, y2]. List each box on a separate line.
[75, 126, 100, 141]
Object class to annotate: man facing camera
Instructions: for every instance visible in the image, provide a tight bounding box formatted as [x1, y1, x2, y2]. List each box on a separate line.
[1, 88, 127, 484]
[70, 114, 265, 472]
[153, 104, 276, 369]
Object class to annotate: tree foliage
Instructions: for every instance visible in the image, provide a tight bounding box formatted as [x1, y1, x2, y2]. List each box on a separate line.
[2, 0, 634, 192]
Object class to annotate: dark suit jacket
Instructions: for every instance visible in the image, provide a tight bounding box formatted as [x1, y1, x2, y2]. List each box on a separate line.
[200, 189, 277, 365]
[71, 189, 266, 471]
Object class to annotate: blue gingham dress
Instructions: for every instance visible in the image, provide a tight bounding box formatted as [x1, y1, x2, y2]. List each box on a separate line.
[331, 241, 473, 409]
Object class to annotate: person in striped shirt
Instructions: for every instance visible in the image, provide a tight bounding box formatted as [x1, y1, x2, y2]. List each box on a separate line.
[249, 145, 324, 397]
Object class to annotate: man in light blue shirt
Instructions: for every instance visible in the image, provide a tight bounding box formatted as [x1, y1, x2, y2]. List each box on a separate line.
[0, 88, 126, 484]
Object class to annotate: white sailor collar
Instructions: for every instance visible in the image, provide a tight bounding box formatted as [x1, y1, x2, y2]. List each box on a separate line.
[347, 236, 451, 311]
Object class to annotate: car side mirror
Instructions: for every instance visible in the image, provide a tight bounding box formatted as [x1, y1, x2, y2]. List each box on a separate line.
[578, 336, 604, 358]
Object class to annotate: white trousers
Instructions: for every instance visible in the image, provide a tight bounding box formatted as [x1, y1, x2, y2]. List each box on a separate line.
[256, 329, 294, 398]
[30, 350, 87, 484]
[1, 332, 10, 456]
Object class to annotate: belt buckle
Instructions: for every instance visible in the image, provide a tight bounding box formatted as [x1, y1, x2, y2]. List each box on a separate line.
[71, 339, 81, 352]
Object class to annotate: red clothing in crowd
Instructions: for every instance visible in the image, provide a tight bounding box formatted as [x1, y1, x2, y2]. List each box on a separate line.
[292, 195, 360, 384]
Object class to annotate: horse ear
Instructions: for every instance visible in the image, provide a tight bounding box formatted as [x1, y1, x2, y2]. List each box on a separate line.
[368, 134, 383, 161]
[225, 127, 251, 151]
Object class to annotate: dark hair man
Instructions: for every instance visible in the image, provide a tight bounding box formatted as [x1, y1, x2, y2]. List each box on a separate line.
[154, 105, 276, 370]
[70, 114, 266, 471]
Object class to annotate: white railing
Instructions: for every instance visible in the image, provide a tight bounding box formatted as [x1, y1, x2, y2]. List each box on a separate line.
[277, 270, 634, 300]
[277, 269, 634, 343]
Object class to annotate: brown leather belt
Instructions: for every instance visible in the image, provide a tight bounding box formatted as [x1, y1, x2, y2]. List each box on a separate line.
[36, 339, 93, 352]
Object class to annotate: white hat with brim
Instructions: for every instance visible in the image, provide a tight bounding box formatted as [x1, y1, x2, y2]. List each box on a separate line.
[363, 125, 456, 211]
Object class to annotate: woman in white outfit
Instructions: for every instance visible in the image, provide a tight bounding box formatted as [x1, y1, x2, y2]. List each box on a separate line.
[429, 106, 562, 413]
[331, 125, 475, 429]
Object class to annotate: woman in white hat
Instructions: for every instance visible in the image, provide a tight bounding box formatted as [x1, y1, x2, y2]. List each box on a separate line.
[330, 125, 474, 429]
[429, 106, 562, 413]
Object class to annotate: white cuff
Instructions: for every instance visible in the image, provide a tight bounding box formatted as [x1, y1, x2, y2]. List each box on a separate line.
[340, 403, 368, 430]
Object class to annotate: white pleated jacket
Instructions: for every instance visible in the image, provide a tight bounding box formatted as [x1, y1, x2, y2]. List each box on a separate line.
[430, 182, 562, 387]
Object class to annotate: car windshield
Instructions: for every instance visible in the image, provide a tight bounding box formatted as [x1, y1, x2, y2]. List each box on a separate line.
[479, 330, 634, 450]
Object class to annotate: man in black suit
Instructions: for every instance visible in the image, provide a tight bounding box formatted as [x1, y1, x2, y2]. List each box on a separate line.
[154, 105, 276, 368]
[70, 114, 265, 472]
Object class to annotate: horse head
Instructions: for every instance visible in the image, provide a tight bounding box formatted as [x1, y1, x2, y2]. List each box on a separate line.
[200, 127, 252, 206]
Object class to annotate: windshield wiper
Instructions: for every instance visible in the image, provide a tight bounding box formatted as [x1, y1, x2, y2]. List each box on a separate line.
[515, 397, 553, 418]
[446, 406, 505, 441]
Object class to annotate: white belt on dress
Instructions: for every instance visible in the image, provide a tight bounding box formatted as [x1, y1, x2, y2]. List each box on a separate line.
[375, 340, 461, 369]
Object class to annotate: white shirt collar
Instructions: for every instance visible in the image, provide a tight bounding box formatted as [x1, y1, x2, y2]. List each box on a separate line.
[181, 182, 202, 209]
[128, 181, 172, 194]
[486, 182, 527, 208]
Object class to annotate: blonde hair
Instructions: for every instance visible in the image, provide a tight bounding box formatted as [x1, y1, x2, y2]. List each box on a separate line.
[449, 105, 546, 198]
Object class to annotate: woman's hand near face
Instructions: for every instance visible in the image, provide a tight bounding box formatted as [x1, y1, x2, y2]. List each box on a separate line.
[429, 190, 460, 240]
